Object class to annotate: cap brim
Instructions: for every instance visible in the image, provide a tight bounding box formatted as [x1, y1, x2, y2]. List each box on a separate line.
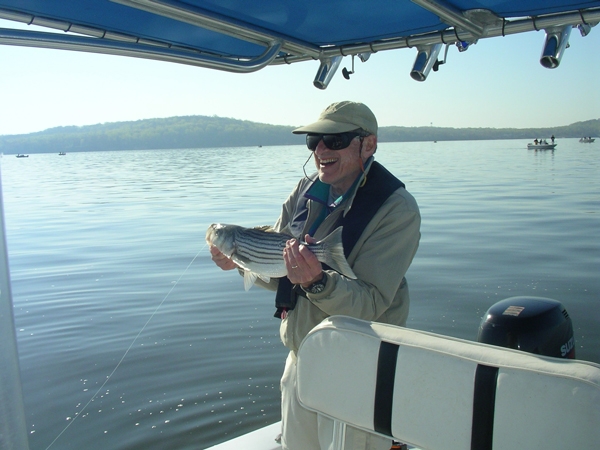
[292, 119, 360, 134]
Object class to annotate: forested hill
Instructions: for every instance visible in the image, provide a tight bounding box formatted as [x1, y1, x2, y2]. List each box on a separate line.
[0, 116, 300, 154]
[1, 115, 598, 154]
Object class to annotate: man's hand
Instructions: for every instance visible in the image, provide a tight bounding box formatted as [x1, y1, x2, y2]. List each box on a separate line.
[210, 246, 238, 271]
[284, 235, 323, 287]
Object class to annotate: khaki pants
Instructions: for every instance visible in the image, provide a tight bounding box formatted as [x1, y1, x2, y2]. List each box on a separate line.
[281, 352, 392, 450]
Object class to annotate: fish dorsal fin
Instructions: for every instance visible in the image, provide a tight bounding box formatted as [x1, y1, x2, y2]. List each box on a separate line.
[278, 224, 296, 239]
[253, 225, 276, 233]
[254, 224, 293, 238]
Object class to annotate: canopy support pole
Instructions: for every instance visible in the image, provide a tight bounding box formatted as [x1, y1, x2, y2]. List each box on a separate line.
[0, 163, 30, 450]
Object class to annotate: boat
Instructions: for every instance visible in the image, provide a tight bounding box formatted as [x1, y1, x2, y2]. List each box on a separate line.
[1, 1, 599, 449]
[527, 142, 557, 150]
[579, 137, 596, 143]
[208, 303, 600, 450]
[15, 153, 29, 158]
[58, 152, 67, 155]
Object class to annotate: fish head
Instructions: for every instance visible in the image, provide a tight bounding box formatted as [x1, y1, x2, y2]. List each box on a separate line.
[206, 223, 237, 256]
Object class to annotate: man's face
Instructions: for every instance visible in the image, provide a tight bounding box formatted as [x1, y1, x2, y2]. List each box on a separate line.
[312, 134, 375, 196]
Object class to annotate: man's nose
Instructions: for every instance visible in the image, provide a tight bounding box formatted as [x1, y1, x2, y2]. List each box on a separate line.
[314, 139, 327, 154]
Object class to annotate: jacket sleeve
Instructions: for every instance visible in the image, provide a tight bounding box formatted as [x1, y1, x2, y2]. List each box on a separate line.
[305, 190, 421, 320]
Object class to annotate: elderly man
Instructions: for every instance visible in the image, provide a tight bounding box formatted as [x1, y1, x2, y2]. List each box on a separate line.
[211, 101, 421, 449]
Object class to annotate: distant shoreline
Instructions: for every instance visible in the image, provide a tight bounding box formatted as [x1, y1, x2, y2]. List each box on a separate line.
[1, 115, 598, 155]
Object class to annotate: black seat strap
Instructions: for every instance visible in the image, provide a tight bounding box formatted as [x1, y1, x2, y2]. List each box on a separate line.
[471, 364, 499, 450]
[373, 341, 400, 436]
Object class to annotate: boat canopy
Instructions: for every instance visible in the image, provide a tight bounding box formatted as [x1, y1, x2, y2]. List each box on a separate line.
[0, 0, 599, 87]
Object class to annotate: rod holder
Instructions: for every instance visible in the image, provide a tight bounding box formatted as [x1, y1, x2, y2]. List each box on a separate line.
[410, 43, 443, 81]
[313, 56, 343, 89]
[540, 26, 572, 69]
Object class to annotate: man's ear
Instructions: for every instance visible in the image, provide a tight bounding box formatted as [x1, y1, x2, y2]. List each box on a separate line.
[363, 135, 378, 156]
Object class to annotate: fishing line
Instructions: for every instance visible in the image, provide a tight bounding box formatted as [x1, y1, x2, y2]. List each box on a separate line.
[44, 244, 207, 450]
[302, 152, 316, 181]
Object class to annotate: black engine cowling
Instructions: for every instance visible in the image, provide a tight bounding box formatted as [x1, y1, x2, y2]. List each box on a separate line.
[477, 296, 575, 359]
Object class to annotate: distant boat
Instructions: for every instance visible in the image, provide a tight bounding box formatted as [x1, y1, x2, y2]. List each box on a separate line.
[59, 152, 67, 155]
[527, 142, 556, 150]
[579, 137, 595, 143]
[15, 154, 29, 158]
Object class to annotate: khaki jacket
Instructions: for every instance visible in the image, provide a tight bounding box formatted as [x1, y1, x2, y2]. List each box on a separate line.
[264, 160, 421, 354]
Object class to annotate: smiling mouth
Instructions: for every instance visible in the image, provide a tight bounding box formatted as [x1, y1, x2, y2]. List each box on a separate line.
[319, 158, 337, 166]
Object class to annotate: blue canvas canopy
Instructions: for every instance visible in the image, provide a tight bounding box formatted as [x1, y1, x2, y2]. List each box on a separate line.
[0, 0, 599, 86]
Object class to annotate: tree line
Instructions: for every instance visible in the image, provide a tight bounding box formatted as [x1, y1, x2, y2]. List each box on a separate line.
[1, 115, 598, 154]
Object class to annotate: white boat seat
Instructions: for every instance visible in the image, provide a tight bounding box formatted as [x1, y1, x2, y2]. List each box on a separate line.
[296, 315, 600, 450]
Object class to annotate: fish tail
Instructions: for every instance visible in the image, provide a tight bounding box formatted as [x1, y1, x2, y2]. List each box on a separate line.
[316, 227, 357, 279]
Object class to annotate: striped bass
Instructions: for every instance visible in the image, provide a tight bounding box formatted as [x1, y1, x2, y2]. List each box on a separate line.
[206, 223, 356, 291]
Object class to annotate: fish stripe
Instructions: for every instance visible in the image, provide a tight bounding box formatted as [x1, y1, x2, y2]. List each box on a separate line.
[235, 230, 286, 262]
[238, 235, 285, 250]
[237, 248, 282, 262]
[236, 234, 284, 250]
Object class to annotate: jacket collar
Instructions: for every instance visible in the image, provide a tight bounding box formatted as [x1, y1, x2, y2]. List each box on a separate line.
[304, 157, 374, 216]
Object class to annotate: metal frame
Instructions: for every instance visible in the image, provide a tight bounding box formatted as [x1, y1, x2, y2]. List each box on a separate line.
[279, 8, 600, 64]
[410, 0, 485, 37]
[1, 4, 599, 71]
[0, 26, 282, 73]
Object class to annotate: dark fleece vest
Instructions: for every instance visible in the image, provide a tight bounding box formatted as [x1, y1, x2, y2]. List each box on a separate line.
[274, 161, 405, 318]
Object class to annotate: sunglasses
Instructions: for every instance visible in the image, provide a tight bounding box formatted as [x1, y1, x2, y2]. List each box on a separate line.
[306, 131, 364, 151]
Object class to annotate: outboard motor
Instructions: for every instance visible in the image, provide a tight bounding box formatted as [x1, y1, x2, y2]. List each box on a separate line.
[477, 296, 575, 359]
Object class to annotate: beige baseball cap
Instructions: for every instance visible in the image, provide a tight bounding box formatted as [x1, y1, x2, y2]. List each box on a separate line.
[293, 101, 378, 135]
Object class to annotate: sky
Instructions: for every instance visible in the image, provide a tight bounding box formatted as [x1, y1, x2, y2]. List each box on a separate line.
[0, 18, 599, 136]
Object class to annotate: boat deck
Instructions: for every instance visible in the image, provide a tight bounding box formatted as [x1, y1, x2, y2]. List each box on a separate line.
[205, 421, 420, 450]
[206, 422, 282, 450]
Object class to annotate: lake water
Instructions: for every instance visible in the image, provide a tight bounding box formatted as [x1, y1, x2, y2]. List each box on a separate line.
[1, 139, 599, 450]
